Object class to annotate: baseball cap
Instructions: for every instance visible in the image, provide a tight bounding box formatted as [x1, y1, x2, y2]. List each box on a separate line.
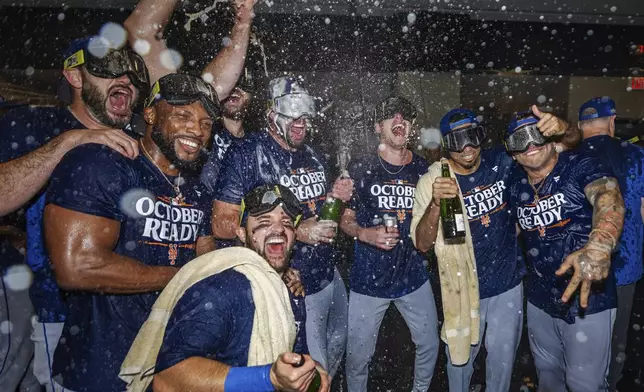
[439, 108, 479, 136]
[239, 184, 303, 226]
[146, 73, 221, 119]
[504, 111, 547, 153]
[267, 76, 316, 119]
[58, 36, 150, 104]
[578, 97, 617, 121]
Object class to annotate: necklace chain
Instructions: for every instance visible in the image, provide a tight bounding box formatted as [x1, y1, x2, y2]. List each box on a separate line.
[140, 141, 183, 197]
[529, 155, 558, 203]
[378, 151, 408, 175]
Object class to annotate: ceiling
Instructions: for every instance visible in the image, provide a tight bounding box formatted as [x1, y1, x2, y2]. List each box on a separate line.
[2, 0, 643, 26]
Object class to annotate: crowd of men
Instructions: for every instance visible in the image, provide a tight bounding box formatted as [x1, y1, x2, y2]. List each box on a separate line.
[0, 0, 642, 391]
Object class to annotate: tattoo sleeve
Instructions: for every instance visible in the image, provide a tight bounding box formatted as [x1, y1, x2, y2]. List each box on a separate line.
[583, 177, 625, 254]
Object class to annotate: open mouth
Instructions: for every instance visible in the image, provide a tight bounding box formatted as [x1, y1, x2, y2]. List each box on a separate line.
[392, 124, 406, 138]
[524, 144, 544, 156]
[265, 236, 287, 255]
[175, 137, 202, 154]
[107, 87, 133, 117]
[290, 124, 306, 141]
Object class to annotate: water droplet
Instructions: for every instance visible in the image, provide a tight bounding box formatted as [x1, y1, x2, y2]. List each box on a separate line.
[57, 13, 65, 21]
[587, 29, 594, 36]
[407, 12, 417, 25]
[133, 39, 151, 56]
[537, 95, 547, 104]
[324, 18, 331, 25]
[205, 302, 213, 310]
[3, 265, 33, 291]
[70, 325, 80, 335]
[125, 241, 137, 251]
[610, 6, 617, 12]
[160, 49, 183, 71]
[488, 81, 495, 87]
[0, 321, 13, 334]
[378, 143, 386, 151]
[202, 72, 214, 84]
[633, 324, 641, 331]
[515, 66, 522, 73]
[100, 22, 127, 49]
[501, 5, 507, 10]
[25, 66, 35, 76]
[528, 248, 539, 257]
[402, 26, 409, 33]
[576, 331, 588, 343]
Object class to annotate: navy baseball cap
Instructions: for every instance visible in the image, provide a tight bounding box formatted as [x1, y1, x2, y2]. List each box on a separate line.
[439, 108, 479, 136]
[507, 111, 539, 136]
[578, 97, 616, 121]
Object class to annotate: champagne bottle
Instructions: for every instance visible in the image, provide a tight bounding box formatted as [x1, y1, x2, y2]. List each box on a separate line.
[319, 147, 351, 223]
[440, 162, 466, 240]
[292, 354, 322, 392]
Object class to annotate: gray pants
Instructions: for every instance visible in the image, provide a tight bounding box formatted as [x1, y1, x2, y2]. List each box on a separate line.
[446, 282, 524, 392]
[0, 272, 40, 391]
[304, 268, 348, 378]
[31, 320, 65, 392]
[607, 282, 637, 392]
[528, 303, 616, 392]
[346, 280, 440, 392]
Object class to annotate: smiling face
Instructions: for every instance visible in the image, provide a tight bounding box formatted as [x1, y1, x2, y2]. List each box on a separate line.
[147, 100, 213, 172]
[222, 87, 251, 121]
[237, 206, 296, 274]
[81, 70, 138, 128]
[377, 112, 413, 149]
[445, 122, 482, 172]
[513, 142, 556, 171]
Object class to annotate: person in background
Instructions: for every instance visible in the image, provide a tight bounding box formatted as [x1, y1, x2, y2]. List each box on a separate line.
[576, 96, 644, 392]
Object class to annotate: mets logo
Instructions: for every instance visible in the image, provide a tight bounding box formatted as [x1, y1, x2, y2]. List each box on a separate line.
[306, 200, 317, 215]
[397, 209, 406, 222]
[538, 226, 546, 237]
[481, 214, 491, 228]
[168, 244, 179, 265]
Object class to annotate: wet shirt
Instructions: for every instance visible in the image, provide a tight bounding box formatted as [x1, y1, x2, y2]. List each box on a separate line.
[578, 135, 644, 286]
[46, 144, 212, 392]
[509, 151, 617, 322]
[215, 131, 335, 295]
[455, 147, 525, 299]
[201, 126, 245, 250]
[155, 269, 307, 374]
[348, 153, 429, 298]
[0, 106, 81, 323]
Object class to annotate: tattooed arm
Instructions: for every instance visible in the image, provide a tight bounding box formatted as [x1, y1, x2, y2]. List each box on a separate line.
[556, 177, 624, 307]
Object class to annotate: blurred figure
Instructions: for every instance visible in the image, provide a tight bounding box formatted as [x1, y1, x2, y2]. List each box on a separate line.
[119, 185, 328, 392]
[506, 111, 623, 392]
[340, 97, 440, 392]
[211, 76, 353, 378]
[576, 97, 644, 391]
[44, 74, 217, 392]
[0, 36, 148, 392]
[419, 126, 443, 163]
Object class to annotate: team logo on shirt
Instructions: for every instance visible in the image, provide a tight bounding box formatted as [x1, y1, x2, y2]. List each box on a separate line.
[516, 193, 570, 237]
[280, 167, 327, 203]
[370, 180, 416, 210]
[214, 133, 231, 160]
[462, 181, 507, 226]
[134, 196, 205, 244]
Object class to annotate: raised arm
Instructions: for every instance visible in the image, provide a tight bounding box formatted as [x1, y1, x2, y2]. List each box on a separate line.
[44, 205, 177, 293]
[556, 177, 625, 307]
[124, 0, 180, 84]
[202, 0, 256, 100]
[0, 129, 137, 217]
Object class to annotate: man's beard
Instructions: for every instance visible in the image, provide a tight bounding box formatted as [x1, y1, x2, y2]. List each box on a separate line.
[247, 235, 291, 274]
[150, 124, 207, 174]
[82, 82, 131, 129]
[223, 102, 247, 121]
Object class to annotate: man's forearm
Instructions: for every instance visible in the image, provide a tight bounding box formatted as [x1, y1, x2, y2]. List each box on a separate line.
[203, 17, 252, 100]
[339, 215, 361, 239]
[0, 136, 72, 217]
[584, 177, 625, 253]
[56, 251, 177, 294]
[153, 357, 231, 392]
[415, 204, 441, 252]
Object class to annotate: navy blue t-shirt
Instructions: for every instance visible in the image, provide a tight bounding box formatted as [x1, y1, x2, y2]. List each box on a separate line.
[0, 106, 81, 323]
[348, 153, 429, 298]
[215, 131, 335, 295]
[456, 147, 525, 299]
[201, 126, 244, 250]
[578, 135, 644, 286]
[46, 144, 213, 392]
[155, 269, 307, 374]
[509, 151, 617, 322]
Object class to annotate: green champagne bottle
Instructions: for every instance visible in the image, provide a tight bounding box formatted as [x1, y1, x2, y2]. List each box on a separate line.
[440, 162, 466, 240]
[318, 170, 349, 223]
[307, 371, 322, 392]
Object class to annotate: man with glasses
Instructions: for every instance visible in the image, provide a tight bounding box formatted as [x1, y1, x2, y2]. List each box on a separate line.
[0, 37, 148, 391]
[505, 111, 623, 391]
[43, 73, 218, 392]
[120, 184, 328, 392]
[212, 76, 353, 378]
[412, 107, 576, 392]
[339, 97, 440, 392]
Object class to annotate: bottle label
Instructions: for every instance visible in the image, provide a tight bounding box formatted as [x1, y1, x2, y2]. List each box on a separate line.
[455, 214, 465, 232]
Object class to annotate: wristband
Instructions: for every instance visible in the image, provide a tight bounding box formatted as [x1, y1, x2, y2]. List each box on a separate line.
[224, 365, 274, 392]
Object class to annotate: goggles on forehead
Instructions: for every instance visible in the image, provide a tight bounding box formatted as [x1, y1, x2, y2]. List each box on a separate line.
[239, 184, 303, 226]
[64, 46, 150, 93]
[442, 125, 486, 152]
[270, 93, 316, 119]
[374, 97, 417, 123]
[146, 73, 221, 119]
[504, 124, 548, 153]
